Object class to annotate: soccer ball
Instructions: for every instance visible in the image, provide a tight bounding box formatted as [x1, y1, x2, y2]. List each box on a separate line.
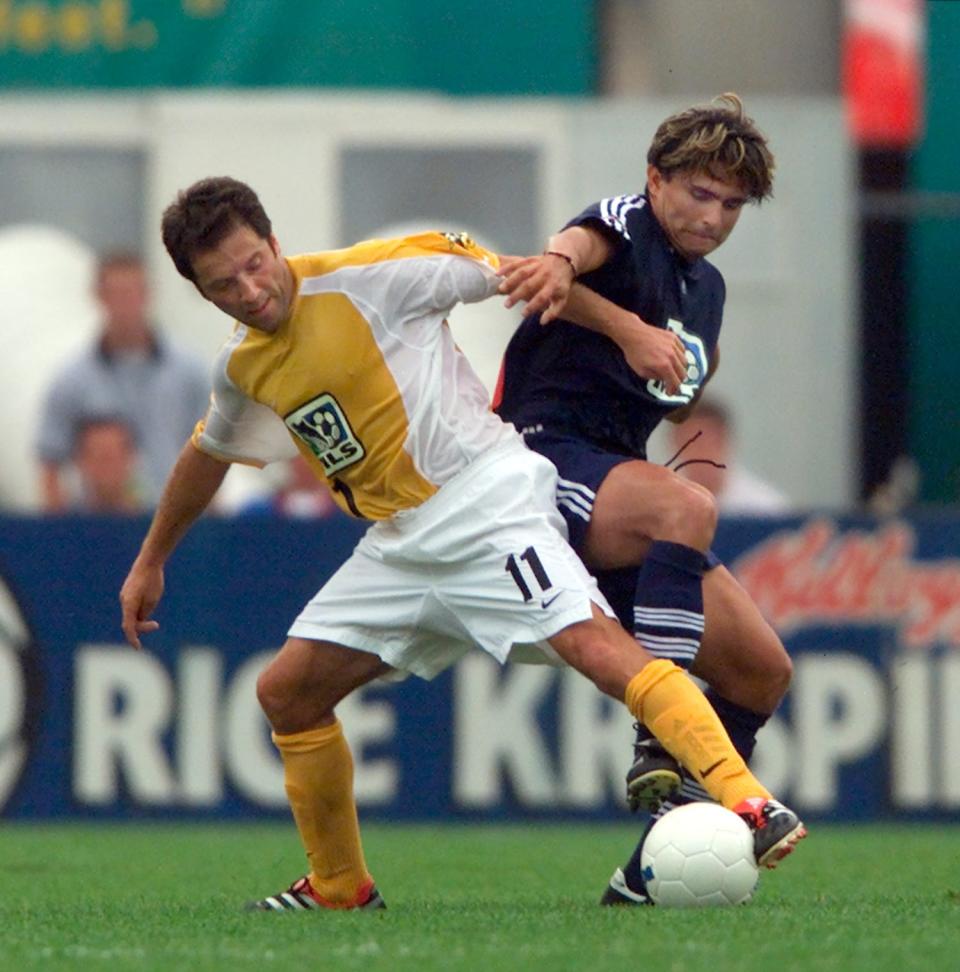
[640, 803, 758, 908]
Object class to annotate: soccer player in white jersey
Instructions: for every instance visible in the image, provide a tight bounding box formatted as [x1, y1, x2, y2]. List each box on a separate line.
[119, 176, 803, 912]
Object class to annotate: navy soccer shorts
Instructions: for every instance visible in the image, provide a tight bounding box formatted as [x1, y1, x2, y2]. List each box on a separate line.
[522, 430, 721, 628]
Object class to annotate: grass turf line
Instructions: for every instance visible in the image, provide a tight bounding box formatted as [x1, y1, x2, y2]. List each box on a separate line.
[0, 822, 957, 971]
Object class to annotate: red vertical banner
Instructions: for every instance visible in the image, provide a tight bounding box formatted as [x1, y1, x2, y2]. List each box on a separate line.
[843, 0, 926, 147]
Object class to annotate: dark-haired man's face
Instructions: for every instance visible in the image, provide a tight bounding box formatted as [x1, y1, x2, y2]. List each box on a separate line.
[98, 264, 150, 343]
[74, 421, 138, 512]
[647, 164, 748, 261]
[191, 224, 294, 333]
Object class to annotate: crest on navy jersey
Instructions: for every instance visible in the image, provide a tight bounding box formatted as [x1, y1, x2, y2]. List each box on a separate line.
[646, 318, 708, 404]
[284, 393, 365, 475]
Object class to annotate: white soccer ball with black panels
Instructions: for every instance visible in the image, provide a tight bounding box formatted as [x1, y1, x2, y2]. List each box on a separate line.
[640, 802, 758, 907]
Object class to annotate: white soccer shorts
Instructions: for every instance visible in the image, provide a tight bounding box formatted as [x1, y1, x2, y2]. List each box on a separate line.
[288, 438, 614, 678]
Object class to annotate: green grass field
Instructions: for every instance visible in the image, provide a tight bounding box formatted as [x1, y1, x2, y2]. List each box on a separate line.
[1, 822, 957, 971]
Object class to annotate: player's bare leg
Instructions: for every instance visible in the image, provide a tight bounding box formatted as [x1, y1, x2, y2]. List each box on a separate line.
[248, 637, 391, 912]
[583, 462, 716, 809]
[582, 460, 716, 569]
[693, 565, 792, 715]
[256, 636, 391, 735]
[583, 460, 792, 811]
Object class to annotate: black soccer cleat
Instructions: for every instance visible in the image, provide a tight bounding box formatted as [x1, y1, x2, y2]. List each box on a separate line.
[625, 727, 683, 813]
[599, 867, 653, 907]
[733, 797, 807, 869]
[246, 874, 386, 912]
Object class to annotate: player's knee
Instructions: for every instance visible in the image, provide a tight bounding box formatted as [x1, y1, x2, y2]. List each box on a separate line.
[256, 662, 299, 725]
[255, 666, 281, 722]
[747, 640, 793, 712]
[655, 477, 717, 546]
[682, 480, 718, 537]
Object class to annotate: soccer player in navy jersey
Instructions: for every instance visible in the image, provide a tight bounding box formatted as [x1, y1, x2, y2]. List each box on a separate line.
[495, 94, 800, 905]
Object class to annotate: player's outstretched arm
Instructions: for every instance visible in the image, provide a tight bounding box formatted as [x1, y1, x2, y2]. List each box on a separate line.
[498, 226, 612, 322]
[119, 441, 230, 650]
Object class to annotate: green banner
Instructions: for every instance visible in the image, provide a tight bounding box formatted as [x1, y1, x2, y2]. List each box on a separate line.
[909, 0, 960, 502]
[0, 0, 596, 93]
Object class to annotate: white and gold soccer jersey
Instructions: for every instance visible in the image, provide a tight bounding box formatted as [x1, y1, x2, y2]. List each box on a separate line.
[194, 230, 613, 676]
[193, 232, 516, 520]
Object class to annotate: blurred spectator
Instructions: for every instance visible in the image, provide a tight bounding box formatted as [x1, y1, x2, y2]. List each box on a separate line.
[71, 417, 143, 514]
[238, 455, 344, 519]
[867, 454, 920, 516]
[667, 397, 792, 515]
[34, 252, 209, 511]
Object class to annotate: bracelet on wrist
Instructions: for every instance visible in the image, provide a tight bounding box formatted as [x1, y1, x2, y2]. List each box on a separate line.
[543, 250, 578, 276]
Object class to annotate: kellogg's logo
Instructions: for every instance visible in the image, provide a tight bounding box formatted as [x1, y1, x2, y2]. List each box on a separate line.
[734, 520, 960, 649]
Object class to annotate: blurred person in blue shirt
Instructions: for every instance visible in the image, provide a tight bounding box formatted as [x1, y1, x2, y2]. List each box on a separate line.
[35, 252, 209, 511]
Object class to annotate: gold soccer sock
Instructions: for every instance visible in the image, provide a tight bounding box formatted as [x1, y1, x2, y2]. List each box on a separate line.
[625, 659, 772, 809]
[272, 720, 373, 907]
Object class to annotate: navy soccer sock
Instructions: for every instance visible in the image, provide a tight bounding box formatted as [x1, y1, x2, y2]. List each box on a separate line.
[703, 688, 770, 764]
[631, 540, 707, 671]
[619, 817, 658, 899]
[630, 540, 707, 758]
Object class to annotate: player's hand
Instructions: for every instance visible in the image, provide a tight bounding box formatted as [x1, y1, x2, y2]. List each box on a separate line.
[497, 253, 575, 323]
[119, 562, 164, 650]
[618, 322, 689, 394]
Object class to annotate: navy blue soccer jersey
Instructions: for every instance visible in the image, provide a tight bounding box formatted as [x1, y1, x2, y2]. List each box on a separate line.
[495, 193, 726, 459]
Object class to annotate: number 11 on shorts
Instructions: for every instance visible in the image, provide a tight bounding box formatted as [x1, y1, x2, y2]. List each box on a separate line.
[505, 546, 553, 601]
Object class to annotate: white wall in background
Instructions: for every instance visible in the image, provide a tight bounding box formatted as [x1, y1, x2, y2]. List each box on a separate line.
[0, 93, 853, 510]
